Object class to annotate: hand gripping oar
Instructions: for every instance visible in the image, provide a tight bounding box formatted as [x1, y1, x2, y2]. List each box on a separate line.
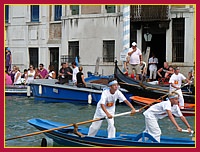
[137, 83, 189, 111]
[5, 110, 138, 141]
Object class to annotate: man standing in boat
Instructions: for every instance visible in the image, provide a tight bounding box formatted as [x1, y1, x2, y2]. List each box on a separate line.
[148, 52, 158, 81]
[57, 63, 68, 84]
[169, 67, 191, 109]
[127, 42, 142, 80]
[143, 92, 192, 142]
[87, 78, 136, 138]
[71, 61, 79, 84]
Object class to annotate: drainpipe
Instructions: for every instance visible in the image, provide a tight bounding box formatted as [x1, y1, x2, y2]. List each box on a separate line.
[121, 5, 130, 72]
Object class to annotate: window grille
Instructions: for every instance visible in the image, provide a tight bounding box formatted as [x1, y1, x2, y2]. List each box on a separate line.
[103, 40, 115, 62]
[172, 18, 185, 62]
[131, 5, 169, 21]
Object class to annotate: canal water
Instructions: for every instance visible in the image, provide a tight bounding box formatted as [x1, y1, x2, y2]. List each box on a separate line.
[5, 96, 195, 147]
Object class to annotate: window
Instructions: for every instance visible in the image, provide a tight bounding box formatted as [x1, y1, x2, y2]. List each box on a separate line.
[105, 5, 116, 13]
[70, 5, 79, 15]
[172, 18, 185, 62]
[29, 48, 38, 68]
[54, 5, 62, 21]
[103, 40, 115, 62]
[5, 5, 9, 23]
[68, 41, 79, 63]
[31, 5, 39, 22]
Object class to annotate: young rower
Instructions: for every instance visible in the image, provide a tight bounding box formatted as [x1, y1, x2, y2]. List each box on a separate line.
[169, 66, 191, 109]
[143, 92, 192, 142]
[87, 78, 136, 138]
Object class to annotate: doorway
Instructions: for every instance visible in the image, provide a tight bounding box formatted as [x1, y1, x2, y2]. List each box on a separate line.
[149, 33, 166, 70]
[49, 48, 59, 78]
[144, 33, 166, 78]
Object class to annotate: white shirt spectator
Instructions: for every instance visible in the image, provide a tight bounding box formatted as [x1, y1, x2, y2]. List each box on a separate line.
[148, 57, 158, 71]
[14, 71, 21, 84]
[48, 71, 55, 79]
[72, 66, 79, 83]
[26, 70, 35, 84]
[128, 47, 142, 65]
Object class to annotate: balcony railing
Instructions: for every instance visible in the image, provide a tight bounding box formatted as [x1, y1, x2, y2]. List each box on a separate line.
[131, 5, 169, 21]
[60, 55, 77, 63]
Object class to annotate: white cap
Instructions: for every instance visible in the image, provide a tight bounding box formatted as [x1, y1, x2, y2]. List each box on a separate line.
[132, 42, 137, 46]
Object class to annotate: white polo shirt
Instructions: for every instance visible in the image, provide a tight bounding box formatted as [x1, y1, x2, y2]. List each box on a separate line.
[169, 73, 186, 92]
[143, 100, 183, 120]
[95, 89, 126, 116]
[128, 47, 142, 65]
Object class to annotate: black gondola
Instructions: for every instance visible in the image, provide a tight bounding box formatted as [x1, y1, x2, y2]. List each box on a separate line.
[114, 61, 195, 104]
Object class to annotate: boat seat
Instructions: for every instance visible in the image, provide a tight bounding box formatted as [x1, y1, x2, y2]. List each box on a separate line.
[134, 132, 158, 143]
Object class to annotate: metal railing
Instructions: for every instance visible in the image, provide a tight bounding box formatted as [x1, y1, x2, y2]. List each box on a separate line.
[60, 55, 77, 63]
[131, 5, 169, 21]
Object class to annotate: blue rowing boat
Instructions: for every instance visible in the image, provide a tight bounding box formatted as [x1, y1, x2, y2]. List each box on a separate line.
[30, 79, 133, 104]
[30, 79, 102, 104]
[5, 85, 32, 96]
[28, 118, 195, 147]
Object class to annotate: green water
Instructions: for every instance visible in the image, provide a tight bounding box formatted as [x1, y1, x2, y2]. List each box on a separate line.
[5, 96, 195, 147]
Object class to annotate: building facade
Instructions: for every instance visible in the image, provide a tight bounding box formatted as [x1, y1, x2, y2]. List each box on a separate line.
[5, 5, 195, 76]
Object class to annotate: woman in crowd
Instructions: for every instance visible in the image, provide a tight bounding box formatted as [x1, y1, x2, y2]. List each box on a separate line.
[46, 65, 56, 79]
[5, 47, 12, 72]
[76, 66, 86, 88]
[13, 66, 21, 85]
[34, 68, 43, 79]
[26, 65, 35, 84]
[5, 70, 12, 85]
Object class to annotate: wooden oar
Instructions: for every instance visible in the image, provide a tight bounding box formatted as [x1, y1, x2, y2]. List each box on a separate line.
[119, 82, 167, 92]
[120, 82, 191, 95]
[5, 111, 136, 141]
[119, 82, 147, 89]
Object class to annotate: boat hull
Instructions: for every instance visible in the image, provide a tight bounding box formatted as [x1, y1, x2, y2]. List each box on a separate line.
[30, 79, 133, 104]
[131, 96, 195, 116]
[30, 79, 102, 104]
[28, 118, 195, 147]
[5, 85, 31, 96]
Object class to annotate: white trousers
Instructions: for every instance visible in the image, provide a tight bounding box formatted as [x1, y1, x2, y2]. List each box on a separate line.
[87, 114, 116, 138]
[149, 69, 157, 79]
[144, 118, 161, 142]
